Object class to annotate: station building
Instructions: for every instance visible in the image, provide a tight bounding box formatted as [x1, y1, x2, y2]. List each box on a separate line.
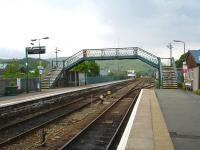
[186, 50, 200, 91]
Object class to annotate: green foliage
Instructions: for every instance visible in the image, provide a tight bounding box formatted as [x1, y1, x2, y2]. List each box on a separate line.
[3, 59, 21, 78]
[177, 83, 183, 88]
[195, 89, 200, 95]
[154, 79, 160, 89]
[28, 69, 40, 78]
[108, 70, 127, 76]
[20, 58, 48, 70]
[8, 80, 16, 86]
[2, 58, 48, 79]
[71, 60, 100, 76]
[136, 72, 141, 78]
[175, 53, 188, 68]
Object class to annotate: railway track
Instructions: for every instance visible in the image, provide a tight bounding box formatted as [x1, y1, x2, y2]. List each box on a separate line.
[0, 79, 137, 148]
[60, 79, 152, 150]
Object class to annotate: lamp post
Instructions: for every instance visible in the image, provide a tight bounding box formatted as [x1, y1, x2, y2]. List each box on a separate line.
[31, 37, 49, 62]
[167, 43, 173, 59]
[31, 37, 49, 91]
[55, 47, 60, 67]
[173, 40, 185, 54]
[173, 40, 187, 83]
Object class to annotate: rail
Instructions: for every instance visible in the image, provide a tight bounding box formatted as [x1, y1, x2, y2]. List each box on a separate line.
[0, 80, 133, 148]
[59, 79, 150, 149]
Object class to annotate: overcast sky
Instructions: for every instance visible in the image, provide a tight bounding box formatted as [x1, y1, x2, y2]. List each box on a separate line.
[0, 0, 200, 59]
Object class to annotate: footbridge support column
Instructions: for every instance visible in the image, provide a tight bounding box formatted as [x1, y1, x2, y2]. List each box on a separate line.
[158, 57, 162, 89]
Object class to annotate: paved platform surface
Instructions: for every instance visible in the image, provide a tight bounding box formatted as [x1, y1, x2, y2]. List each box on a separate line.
[118, 89, 174, 150]
[156, 89, 200, 150]
[0, 80, 128, 107]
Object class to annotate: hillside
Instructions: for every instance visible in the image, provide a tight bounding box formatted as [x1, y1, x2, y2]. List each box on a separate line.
[0, 58, 156, 76]
[96, 59, 156, 75]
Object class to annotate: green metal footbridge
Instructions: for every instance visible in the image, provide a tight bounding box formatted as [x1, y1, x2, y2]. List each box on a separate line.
[42, 47, 177, 89]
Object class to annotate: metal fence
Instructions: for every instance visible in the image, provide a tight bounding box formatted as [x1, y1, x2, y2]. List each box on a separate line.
[62, 75, 130, 87]
[0, 78, 39, 96]
[87, 76, 130, 84]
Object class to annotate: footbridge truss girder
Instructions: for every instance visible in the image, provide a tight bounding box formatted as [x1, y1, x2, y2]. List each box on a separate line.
[63, 47, 160, 71]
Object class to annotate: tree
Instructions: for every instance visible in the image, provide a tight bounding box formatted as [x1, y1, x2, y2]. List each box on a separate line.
[3, 59, 21, 78]
[72, 60, 100, 76]
[3, 59, 41, 79]
[175, 53, 188, 68]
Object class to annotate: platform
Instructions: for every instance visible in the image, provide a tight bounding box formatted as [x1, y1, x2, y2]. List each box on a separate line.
[118, 89, 174, 150]
[156, 89, 200, 150]
[0, 79, 130, 107]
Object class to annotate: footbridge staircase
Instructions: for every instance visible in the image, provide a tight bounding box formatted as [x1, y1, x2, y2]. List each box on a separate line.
[41, 47, 178, 89]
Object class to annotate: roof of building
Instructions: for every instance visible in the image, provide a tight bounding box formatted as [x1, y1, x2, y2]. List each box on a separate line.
[189, 50, 200, 64]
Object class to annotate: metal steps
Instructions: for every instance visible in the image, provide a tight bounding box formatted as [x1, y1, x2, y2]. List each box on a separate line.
[41, 68, 62, 89]
[162, 66, 177, 89]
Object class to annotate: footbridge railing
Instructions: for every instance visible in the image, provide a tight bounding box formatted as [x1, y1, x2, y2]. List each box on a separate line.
[55, 47, 160, 70]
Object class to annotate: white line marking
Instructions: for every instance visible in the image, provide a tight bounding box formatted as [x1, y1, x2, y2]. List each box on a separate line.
[117, 89, 143, 150]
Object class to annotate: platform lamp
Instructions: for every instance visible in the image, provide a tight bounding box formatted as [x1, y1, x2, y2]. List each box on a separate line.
[173, 40, 187, 83]
[173, 40, 185, 54]
[173, 40, 186, 64]
[31, 37, 49, 61]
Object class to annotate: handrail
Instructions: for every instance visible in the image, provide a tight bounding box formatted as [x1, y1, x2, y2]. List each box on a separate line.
[172, 57, 178, 82]
[41, 63, 51, 79]
[52, 60, 65, 69]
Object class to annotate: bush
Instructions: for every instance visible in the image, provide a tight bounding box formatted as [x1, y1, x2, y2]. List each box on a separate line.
[154, 80, 160, 89]
[177, 83, 182, 88]
[195, 89, 200, 95]
[181, 83, 186, 90]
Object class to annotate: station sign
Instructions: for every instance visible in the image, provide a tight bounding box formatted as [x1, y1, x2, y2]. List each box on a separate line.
[26, 46, 46, 54]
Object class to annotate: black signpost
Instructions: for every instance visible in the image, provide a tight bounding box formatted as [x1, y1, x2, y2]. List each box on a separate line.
[25, 46, 46, 93]
[27, 46, 46, 54]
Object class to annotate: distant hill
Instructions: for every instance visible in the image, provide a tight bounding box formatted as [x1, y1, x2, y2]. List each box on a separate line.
[0, 58, 156, 76]
[96, 59, 156, 75]
[46, 57, 68, 62]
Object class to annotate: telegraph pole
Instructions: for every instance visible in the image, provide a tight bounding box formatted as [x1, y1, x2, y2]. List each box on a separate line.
[55, 47, 60, 67]
[167, 43, 173, 58]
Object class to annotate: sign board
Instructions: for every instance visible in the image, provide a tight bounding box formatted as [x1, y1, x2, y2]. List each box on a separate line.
[39, 69, 44, 75]
[17, 78, 21, 90]
[182, 65, 188, 74]
[27, 46, 46, 54]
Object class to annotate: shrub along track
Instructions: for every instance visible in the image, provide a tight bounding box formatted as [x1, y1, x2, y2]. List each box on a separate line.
[0, 79, 141, 149]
